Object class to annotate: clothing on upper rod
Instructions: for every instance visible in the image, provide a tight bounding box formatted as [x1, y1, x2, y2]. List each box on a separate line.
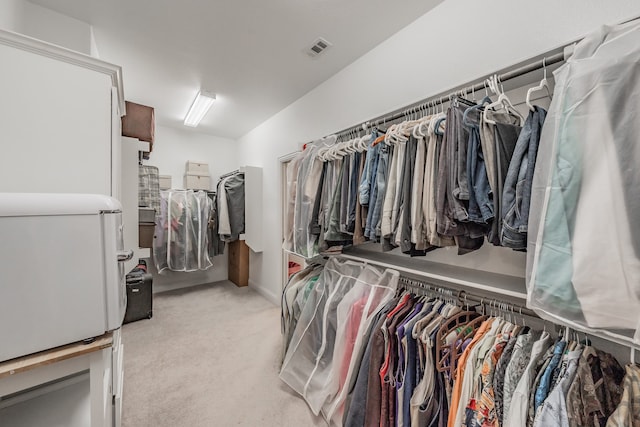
[279, 258, 633, 427]
[283, 81, 547, 259]
[216, 171, 245, 242]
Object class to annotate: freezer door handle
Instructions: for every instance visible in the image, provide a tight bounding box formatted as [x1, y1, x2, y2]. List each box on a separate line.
[117, 250, 134, 262]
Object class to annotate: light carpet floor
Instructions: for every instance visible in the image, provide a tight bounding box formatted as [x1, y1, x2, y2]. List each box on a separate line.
[121, 280, 326, 427]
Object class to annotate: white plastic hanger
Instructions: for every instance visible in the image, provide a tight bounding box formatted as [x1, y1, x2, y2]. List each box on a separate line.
[384, 124, 400, 146]
[316, 146, 329, 161]
[357, 135, 367, 152]
[484, 75, 524, 124]
[344, 137, 357, 155]
[526, 58, 551, 111]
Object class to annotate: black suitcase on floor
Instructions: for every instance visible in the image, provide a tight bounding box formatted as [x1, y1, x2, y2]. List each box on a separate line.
[124, 272, 153, 324]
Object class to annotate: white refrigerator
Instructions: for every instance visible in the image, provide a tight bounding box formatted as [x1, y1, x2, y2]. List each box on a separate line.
[0, 193, 130, 362]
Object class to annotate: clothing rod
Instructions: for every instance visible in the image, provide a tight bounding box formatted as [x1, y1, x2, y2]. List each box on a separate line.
[332, 51, 565, 140]
[398, 276, 538, 318]
[400, 275, 640, 351]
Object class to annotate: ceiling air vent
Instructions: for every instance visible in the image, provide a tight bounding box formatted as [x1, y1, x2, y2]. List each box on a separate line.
[307, 37, 332, 57]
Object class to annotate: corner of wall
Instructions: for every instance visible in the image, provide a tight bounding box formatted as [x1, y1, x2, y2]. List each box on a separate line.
[249, 277, 279, 306]
[90, 26, 100, 58]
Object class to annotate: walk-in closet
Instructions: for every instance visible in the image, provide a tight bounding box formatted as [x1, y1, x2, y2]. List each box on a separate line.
[1, 1, 640, 426]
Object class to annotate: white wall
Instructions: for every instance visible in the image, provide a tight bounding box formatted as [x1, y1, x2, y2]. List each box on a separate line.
[237, 0, 640, 304]
[21, 1, 92, 54]
[0, 0, 24, 32]
[148, 124, 238, 191]
[0, 1, 92, 55]
[144, 124, 239, 293]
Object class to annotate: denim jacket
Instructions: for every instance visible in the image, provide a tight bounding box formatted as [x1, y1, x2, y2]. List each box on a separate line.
[500, 106, 546, 250]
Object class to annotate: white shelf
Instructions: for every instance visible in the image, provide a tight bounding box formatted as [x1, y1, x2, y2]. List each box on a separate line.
[341, 245, 527, 301]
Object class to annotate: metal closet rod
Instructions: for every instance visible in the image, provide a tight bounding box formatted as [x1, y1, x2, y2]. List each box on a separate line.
[332, 51, 565, 141]
[397, 276, 640, 350]
[398, 276, 538, 318]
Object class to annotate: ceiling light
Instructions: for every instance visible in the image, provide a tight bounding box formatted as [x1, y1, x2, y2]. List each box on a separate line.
[184, 90, 216, 127]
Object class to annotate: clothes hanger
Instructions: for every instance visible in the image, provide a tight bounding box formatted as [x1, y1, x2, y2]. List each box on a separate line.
[462, 95, 492, 127]
[346, 135, 359, 154]
[357, 134, 371, 152]
[316, 145, 330, 161]
[517, 306, 530, 332]
[499, 77, 525, 123]
[415, 113, 433, 138]
[484, 75, 524, 124]
[371, 117, 389, 147]
[433, 109, 447, 136]
[327, 141, 343, 160]
[435, 309, 483, 373]
[526, 57, 551, 111]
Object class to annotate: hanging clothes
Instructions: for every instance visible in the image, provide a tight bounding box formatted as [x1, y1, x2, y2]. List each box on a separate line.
[206, 191, 225, 257]
[293, 136, 337, 257]
[464, 99, 493, 228]
[284, 153, 304, 251]
[280, 259, 630, 427]
[424, 114, 454, 249]
[565, 347, 625, 427]
[369, 142, 392, 242]
[280, 265, 323, 362]
[216, 172, 245, 242]
[606, 364, 640, 427]
[286, 93, 535, 259]
[500, 106, 546, 250]
[533, 347, 583, 427]
[482, 108, 522, 246]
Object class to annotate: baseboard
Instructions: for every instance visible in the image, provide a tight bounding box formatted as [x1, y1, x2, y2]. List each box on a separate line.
[249, 279, 279, 306]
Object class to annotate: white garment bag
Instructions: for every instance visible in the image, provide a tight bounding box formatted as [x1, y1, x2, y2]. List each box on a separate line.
[527, 22, 640, 339]
[279, 257, 398, 424]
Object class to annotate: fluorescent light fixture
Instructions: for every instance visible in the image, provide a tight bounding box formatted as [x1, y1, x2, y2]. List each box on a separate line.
[184, 90, 216, 127]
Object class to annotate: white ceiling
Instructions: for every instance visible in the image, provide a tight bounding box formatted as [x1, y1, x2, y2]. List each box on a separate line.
[29, 0, 443, 139]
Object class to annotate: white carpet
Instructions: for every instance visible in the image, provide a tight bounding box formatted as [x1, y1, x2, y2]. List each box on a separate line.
[121, 280, 326, 427]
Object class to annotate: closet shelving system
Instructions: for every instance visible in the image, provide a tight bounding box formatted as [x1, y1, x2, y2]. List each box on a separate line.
[288, 19, 640, 357]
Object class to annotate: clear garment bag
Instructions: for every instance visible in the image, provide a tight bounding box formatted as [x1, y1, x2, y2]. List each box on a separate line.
[279, 257, 398, 425]
[154, 190, 213, 273]
[527, 22, 640, 341]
